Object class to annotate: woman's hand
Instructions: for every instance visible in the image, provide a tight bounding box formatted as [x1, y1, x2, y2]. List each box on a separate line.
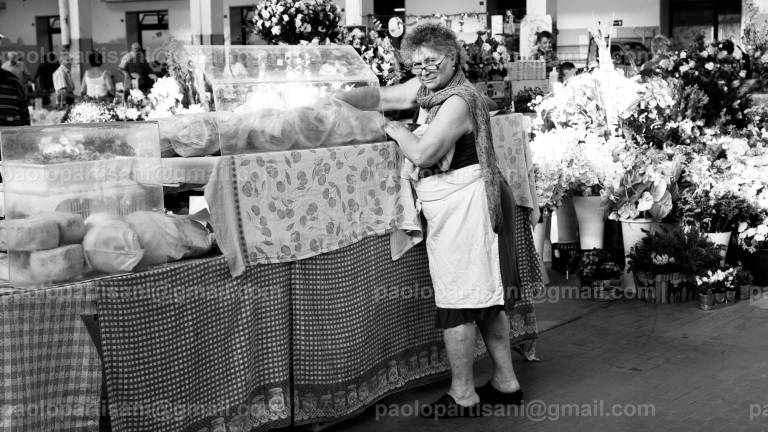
[384, 121, 415, 143]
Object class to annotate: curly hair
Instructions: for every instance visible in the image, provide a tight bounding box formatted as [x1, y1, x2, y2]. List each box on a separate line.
[401, 22, 467, 69]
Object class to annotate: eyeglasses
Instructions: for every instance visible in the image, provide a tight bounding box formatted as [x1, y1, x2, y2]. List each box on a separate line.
[410, 56, 447, 75]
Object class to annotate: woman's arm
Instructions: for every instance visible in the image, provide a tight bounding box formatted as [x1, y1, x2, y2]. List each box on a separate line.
[384, 95, 473, 167]
[336, 77, 421, 111]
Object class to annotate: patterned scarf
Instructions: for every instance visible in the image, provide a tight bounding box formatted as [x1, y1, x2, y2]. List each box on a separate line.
[416, 69, 503, 233]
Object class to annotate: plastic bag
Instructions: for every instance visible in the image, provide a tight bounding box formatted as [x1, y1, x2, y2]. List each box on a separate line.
[125, 211, 213, 264]
[160, 113, 221, 157]
[238, 99, 386, 153]
[82, 218, 144, 273]
[124, 211, 177, 267]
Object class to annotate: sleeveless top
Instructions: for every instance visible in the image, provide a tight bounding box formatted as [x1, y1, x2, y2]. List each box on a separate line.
[85, 70, 109, 98]
[418, 132, 479, 179]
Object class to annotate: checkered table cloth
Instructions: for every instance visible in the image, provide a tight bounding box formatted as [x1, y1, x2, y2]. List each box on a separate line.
[97, 256, 293, 432]
[1, 282, 101, 431]
[291, 228, 539, 424]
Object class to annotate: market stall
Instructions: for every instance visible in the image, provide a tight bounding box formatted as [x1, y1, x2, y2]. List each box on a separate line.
[1, 45, 540, 432]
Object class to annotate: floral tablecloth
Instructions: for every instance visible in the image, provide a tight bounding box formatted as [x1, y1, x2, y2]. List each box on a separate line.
[207, 114, 537, 274]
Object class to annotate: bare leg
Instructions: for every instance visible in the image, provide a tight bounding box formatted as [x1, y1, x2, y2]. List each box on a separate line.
[477, 309, 521, 392]
[443, 323, 480, 406]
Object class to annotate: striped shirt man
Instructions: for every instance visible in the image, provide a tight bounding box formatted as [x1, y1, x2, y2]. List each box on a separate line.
[0, 68, 30, 126]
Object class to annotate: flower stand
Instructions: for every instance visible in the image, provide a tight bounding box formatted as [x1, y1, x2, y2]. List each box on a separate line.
[705, 232, 731, 267]
[573, 196, 605, 250]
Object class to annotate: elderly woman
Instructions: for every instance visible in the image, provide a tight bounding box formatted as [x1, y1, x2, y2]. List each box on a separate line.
[341, 22, 532, 418]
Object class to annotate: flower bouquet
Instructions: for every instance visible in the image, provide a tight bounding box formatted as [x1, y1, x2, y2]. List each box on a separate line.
[673, 187, 758, 264]
[345, 28, 406, 86]
[602, 146, 683, 222]
[253, 0, 343, 45]
[530, 128, 580, 215]
[463, 36, 510, 82]
[696, 267, 737, 308]
[578, 249, 622, 301]
[64, 101, 119, 124]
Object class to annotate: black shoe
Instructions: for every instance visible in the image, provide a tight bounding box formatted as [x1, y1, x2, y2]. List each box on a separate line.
[476, 382, 524, 406]
[419, 394, 482, 419]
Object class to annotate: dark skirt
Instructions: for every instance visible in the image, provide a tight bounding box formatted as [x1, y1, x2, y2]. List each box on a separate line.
[434, 178, 522, 330]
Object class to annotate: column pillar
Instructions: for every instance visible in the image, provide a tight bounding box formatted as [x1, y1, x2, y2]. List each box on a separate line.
[190, 0, 225, 45]
[60, 0, 93, 93]
[346, 0, 363, 26]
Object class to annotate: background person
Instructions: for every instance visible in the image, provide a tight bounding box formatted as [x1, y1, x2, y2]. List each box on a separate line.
[119, 43, 155, 93]
[2, 51, 31, 84]
[559, 61, 576, 82]
[52, 52, 75, 108]
[0, 66, 30, 126]
[532, 30, 557, 72]
[80, 51, 114, 102]
[34, 52, 59, 106]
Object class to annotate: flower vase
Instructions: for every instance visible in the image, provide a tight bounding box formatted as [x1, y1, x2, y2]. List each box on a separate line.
[739, 284, 753, 301]
[746, 249, 768, 287]
[725, 290, 736, 303]
[533, 212, 552, 262]
[554, 196, 579, 244]
[572, 196, 605, 250]
[705, 232, 731, 267]
[620, 219, 660, 291]
[698, 293, 714, 311]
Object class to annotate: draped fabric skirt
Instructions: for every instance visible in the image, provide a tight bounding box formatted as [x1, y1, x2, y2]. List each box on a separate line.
[413, 164, 521, 328]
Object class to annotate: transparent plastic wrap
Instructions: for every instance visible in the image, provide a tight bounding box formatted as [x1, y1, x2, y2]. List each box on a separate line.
[158, 99, 386, 156]
[0, 122, 165, 285]
[177, 45, 386, 155]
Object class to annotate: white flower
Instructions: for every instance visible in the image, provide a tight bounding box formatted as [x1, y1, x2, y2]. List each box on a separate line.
[705, 62, 715, 71]
[637, 191, 654, 211]
[739, 222, 749, 232]
[129, 89, 145, 101]
[272, 25, 282, 35]
[680, 51, 687, 59]
[679, 65, 690, 73]
[740, 70, 747, 78]
[756, 234, 766, 242]
[747, 228, 757, 237]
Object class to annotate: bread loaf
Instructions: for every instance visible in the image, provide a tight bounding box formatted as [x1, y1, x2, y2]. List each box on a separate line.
[29, 244, 85, 282]
[36, 212, 86, 245]
[1, 218, 59, 251]
[0, 251, 38, 284]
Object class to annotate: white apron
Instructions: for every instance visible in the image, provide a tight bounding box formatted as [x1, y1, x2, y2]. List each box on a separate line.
[413, 164, 505, 309]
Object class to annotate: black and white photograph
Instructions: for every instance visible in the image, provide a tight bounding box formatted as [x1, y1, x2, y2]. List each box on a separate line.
[1, 0, 768, 431]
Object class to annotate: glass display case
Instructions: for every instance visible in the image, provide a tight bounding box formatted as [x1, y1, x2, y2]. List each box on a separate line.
[0, 122, 165, 285]
[166, 45, 387, 156]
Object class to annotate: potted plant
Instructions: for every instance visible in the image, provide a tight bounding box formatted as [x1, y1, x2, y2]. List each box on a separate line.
[626, 227, 684, 304]
[673, 188, 756, 265]
[603, 145, 684, 289]
[695, 267, 736, 308]
[577, 249, 622, 300]
[673, 227, 723, 301]
[734, 265, 755, 301]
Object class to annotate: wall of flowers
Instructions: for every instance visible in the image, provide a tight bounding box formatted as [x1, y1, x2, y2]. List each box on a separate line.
[528, 18, 768, 309]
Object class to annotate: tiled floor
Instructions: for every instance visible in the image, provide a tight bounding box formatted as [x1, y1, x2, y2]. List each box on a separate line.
[313, 272, 768, 432]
